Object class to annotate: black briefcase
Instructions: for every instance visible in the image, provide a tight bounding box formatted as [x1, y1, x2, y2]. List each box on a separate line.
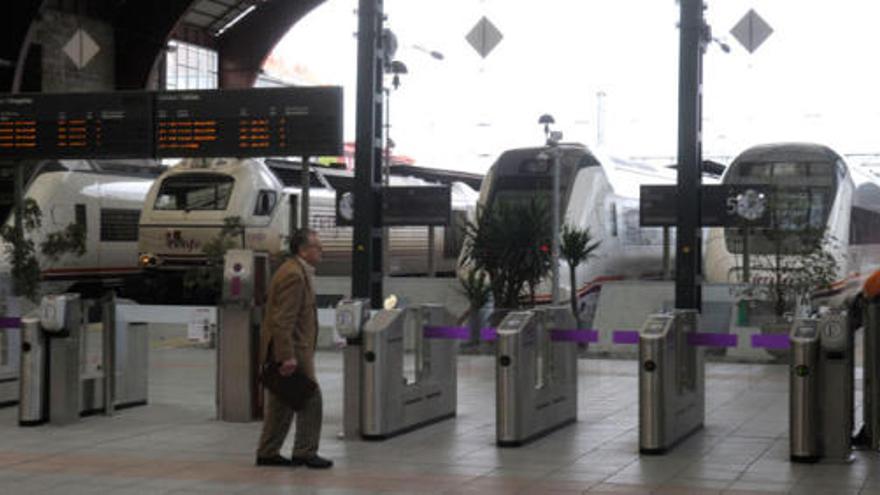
[259, 360, 317, 411]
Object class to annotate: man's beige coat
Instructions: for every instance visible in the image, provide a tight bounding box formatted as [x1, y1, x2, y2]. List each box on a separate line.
[259, 257, 318, 381]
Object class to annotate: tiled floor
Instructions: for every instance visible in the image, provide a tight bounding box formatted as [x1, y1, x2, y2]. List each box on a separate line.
[1, 345, 879, 494]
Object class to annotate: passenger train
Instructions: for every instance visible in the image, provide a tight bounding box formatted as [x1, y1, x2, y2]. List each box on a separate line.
[0, 160, 160, 300]
[137, 157, 479, 283]
[458, 143, 680, 324]
[704, 142, 880, 310]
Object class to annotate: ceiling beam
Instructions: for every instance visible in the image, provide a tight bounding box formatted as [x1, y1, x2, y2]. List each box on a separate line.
[0, 0, 45, 92]
[114, 0, 198, 89]
[217, 0, 324, 89]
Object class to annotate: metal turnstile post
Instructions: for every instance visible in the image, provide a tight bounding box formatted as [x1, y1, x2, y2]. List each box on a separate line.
[818, 312, 853, 463]
[336, 299, 371, 439]
[217, 250, 267, 422]
[360, 304, 457, 439]
[43, 294, 83, 425]
[495, 306, 578, 447]
[789, 318, 820, 462]
[864, 299, 880, 450]
[789, 311, 854, 463]
[18, 316, 45, 426]
[638, 309, 704, 454]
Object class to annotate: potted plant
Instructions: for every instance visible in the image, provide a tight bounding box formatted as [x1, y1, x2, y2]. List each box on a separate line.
[560, 224, 600, 328]
[461, 196, 553, 325]
[458, 267, 491, 346]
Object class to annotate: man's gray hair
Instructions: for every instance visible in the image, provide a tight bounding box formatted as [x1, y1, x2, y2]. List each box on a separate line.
[290, 228, 318, 255]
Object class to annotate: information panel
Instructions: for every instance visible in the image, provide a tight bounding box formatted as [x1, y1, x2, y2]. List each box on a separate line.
[383, 186, 451, 226]
[639, 184, 772, 227]
[155, 87, 342, 158]
[0, 92, 152, 159]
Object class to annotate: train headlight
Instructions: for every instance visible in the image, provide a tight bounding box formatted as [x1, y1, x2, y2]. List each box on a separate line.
[139, 254, 157, 267]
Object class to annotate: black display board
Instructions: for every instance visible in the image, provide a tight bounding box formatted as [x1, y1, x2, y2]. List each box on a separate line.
[155, 87, 342, 158]
[335, 186, 452, 227]
[0, 92, 152, 159]
[0, 87, 343, 160]
[640, 184, 772, 227]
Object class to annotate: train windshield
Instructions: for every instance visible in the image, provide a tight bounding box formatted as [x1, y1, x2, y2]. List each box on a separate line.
[154, 173, 234, 211]
[724, 159, 838, 254]
[486, 150, 591, 220]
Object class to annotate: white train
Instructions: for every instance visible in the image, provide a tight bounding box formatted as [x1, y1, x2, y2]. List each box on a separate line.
[459, 143, 680, 323]
[705, 142, 880, 309]
[137, 158, 479, 288]
[0, 160, 159, 300]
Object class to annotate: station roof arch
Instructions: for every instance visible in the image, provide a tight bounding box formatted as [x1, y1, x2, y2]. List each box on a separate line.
[1, 0, 327, 92]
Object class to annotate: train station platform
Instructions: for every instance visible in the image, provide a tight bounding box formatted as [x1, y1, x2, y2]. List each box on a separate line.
[0, 344, 878, 494]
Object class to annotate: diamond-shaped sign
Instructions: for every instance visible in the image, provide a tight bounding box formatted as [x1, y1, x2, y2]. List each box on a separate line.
[63, 29, 101, 70]
[730, 9, 773, 54]
[466, 16, 503, 59]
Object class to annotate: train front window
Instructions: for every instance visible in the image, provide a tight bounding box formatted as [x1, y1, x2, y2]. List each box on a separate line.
[725, 187, 831, 254]
[154, 173, 234, 211]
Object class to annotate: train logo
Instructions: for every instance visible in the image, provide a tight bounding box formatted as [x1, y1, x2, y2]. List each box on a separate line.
[165, 230, 200, 252]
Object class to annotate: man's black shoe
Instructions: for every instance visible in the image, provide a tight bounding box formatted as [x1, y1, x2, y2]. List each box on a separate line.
[291, 455, 333, 469]
[256, 455, 292, 467]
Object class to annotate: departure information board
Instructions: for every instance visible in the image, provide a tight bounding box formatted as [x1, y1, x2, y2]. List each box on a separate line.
[0, 92, 152, 159]
[0, 86, 343, 160]
[155, 87, 342, 158]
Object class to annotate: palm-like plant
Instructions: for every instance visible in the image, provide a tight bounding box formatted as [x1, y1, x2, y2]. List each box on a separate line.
[560, 224, 600, 326]
[462, 196, 553, 309]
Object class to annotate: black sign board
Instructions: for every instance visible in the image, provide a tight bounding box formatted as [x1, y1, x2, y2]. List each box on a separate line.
[155, 87, 342, 158]
[335, 186, 452, 227]
[383, 186, 451, 226]
[0, 92, 153, 159]
[640, 184, 772, 227]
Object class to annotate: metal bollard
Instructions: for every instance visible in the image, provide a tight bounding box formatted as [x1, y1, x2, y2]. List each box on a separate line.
[18, 316, 46, 426]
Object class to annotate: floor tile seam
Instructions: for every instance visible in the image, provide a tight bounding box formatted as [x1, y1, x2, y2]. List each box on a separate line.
[731, 438, 791, 485]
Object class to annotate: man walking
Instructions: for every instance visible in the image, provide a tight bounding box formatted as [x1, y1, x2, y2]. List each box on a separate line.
[255, 228, 332, 469]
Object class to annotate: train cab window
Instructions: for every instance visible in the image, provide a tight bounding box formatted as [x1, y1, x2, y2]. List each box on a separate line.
[254, 190, 277, 216]
[154, 173, 234, 211]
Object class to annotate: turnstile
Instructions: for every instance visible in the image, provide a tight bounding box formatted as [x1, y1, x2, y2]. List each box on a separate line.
[341, 302, 457, 440]
[18, 294, 149, 426]
[862, 299, 880, 450]
[217, 249, 268, 422]
[336, 298, 371, 439]
[638, 309, 704, 454]
[495, 306, 578, 447]
[789, 311, 853, 463]
[0, 324, 21, 406]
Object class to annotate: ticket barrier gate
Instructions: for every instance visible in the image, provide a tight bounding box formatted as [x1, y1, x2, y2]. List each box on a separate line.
[790, 311, 854, 463]
[0, 323, 21, 406]
[638, 309, 704, 454]
[495, 306, 578, 447]
[861, 299, 880, 451]
[217, 249, 268, 422]
[18, 294, 149, 426]
[336, 300, 457, 440]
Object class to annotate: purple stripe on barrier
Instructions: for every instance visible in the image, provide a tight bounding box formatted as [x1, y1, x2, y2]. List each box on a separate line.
[612, 330, 640, 344]
[550, 329, 599, 343]
[423, 326, 471, 340]
[752, 333, 791, 350]
[0, 317, 21, 328]
[687, 332, 737, 347]
[480, 327, 498, 341]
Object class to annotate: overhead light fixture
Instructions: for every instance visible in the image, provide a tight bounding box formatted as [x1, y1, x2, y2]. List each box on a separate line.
[216, 4, 257, 36]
